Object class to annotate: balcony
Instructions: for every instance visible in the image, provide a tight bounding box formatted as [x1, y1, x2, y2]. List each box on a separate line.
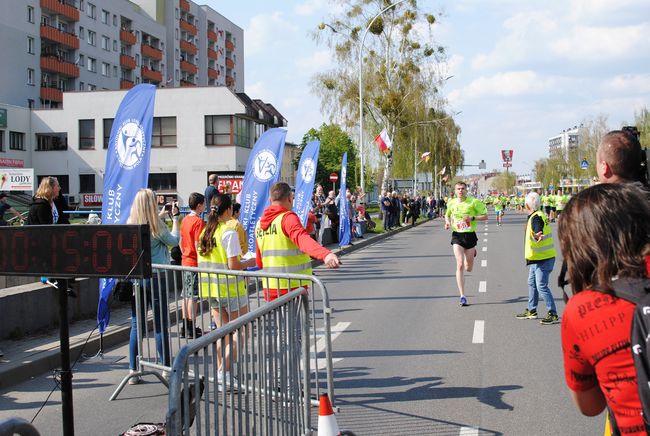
[120, 79, 134, 90]
[226, 58, 235, 70]
[180, 60, 197, 75]
[225, 75, 235, 88]
[207, 67, 219, 80]
[40, 55, 80, 77]
[207, 48, 218, 60]
[40, 0, 79, 22]
[207, 30, 218, 42]
[141, 66, 162, 83]
[180, 40, 197, 56]
[180, 79, 196, 87]
[40, 86, 63, 102]
[179, 18, 197, 36]
[120, 29, 136, 45]
[141, 43, 163, 61]
[40, 23, 79, 49]
[225, 40, 235, 51]
[179, 0, 190, 12]
[120, 54, 136, 70]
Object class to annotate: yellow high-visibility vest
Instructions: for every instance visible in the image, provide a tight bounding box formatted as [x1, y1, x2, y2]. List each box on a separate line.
[524, 210, 556, 261]
[197, 223, 246, 299]
[255, 212, 312, 290]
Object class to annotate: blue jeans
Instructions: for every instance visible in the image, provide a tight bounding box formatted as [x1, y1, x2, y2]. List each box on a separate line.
[527, 257, 557, 314]
[129, 276, 170, 370]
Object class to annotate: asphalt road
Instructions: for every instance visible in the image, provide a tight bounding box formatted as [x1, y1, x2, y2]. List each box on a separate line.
[0, 212, 605, 435]
[318, 212, 604, 435]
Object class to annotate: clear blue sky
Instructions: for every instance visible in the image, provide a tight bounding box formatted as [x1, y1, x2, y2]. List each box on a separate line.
[206, 0, 650, 176]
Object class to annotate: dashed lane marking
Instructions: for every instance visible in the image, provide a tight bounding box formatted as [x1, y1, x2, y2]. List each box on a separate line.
[472, 320, 484, 344]
[459, 427, 479, 436]
[482, 247, 487, 252]
[481, 260, 487, 267]
[483, 238, 487, 242]
[479, 281, 487, 293]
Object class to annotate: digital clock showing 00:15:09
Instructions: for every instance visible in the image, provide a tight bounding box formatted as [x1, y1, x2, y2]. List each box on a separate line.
[0, 225, 152, 278]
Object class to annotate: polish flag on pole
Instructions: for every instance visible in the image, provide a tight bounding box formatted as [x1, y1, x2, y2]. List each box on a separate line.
[420, 151, 431, 162]
[374, 129, 392, 154]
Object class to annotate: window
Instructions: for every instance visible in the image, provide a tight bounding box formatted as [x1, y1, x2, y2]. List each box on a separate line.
[113, 65, 117, 77]
[205, 115, 231, 146]
[28, 99, 35, 109]
[79, 81, 84, 90]
[101, 35, 110, 50]
[135, 54, 139, 66]
[88, 83, 96, 91]
[79, 26, 84, 39]
[36, 133, 68, 151]
[101, 62, 110, 76]
[103, 118, 113, 149]
[79, 174, 95, 193]
[148, 173, 177, 192]
[113, 14, 117, 26]
[101, 9, 109, 24]
[27, 68, 35, 85]
[113, 39, 117, 51]
[27, 6, 34, 23]
[87, 57, 96, 72]
[79, 120, 95, 149]
[234, 117, 251, 147]
[9, 132, 25, 151]
[152, 117, 177, 147]
[28, 37, 34, 54]
[78, 54, 85, 67]
[79, 0, 84, 11]
[87, 30, 96, 46]
[0, 130, 4, 152]
[87, 2, 96, 19]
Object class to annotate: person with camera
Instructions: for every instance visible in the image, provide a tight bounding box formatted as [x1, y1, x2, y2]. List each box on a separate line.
[597, 128, 650, 201]
[126, 189, 180, 385]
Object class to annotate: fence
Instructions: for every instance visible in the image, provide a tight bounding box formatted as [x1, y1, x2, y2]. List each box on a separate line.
[109, 264, 336, 410]
[167, 288, 312, 435]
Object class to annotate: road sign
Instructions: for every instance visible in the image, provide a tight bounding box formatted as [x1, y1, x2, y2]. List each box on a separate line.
[329, 172, 338, 182]
[501, 150, 513, 162]
[580, 159, 588, 170]
[502, 162, 512, 168]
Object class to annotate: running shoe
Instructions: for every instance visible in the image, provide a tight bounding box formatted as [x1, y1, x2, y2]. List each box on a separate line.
[515, 309, 538, 319]
[540, 312, 560, 325]
[459, 295, 468, 306]
[210, 321, 217, 331]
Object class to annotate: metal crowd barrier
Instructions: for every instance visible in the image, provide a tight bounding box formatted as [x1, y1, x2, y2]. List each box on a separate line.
[110, 264, 336, 410]
[167, 289, 311, 435]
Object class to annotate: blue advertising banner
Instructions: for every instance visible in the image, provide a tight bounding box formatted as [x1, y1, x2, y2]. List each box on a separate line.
[97, 84, 156, 333]
[338, 152, 351, 246]
[240, 128, 287, 253]
[293, 140, 320, 226]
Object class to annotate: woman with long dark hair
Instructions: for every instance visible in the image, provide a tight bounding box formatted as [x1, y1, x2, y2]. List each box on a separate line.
[560, 183, 650, 435]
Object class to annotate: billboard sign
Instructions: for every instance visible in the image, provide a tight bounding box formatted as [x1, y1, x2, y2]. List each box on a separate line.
[81, 193, 103, 208]
[501, 149, 513, 162]
[217, 174, 244, 194]
[0, 158, 25, 168]
[0, 168, 34, 191]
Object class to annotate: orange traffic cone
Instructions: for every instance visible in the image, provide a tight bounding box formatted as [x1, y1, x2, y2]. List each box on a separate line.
[318, 393, 341, 436]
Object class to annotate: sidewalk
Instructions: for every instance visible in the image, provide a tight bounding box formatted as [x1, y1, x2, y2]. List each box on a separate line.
[0, 217, 430, 390]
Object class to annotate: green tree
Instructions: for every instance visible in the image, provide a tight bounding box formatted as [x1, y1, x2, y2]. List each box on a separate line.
[313, 0, 459, 192]
[491, 171, 517, 194]
[296, 123, 357, 191]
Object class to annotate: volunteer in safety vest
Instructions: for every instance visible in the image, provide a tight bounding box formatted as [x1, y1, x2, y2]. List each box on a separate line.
[444, 181, 488, 307]
[255, 182, 340, 301]
[198, 193, 256, 380]
[515, 191, 559, 324]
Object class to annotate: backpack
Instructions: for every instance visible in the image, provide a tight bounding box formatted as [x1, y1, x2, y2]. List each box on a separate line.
[605, 277, 650, 435]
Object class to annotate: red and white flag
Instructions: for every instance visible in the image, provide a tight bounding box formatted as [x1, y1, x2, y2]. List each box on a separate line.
[420, 151, 431, 162]
[374, 129, 392, 154]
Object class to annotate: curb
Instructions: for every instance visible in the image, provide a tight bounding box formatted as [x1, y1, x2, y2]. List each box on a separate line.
[0, 219, 432, 390]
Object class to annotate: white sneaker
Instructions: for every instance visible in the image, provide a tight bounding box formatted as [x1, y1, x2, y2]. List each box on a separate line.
[128, 370, 142, 385]
[217, 371, 239, 391]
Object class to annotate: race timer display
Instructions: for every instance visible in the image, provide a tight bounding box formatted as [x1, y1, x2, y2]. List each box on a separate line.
[0, 225, 152, 278]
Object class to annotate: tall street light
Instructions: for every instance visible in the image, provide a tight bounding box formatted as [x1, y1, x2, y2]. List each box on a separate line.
[358, 0, 408, 192]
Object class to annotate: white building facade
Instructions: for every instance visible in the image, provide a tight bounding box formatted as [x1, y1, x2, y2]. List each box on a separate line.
[548, 126, 580, 159]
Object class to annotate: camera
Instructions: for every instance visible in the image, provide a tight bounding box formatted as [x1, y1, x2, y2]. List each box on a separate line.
[164, 203, 172, 212]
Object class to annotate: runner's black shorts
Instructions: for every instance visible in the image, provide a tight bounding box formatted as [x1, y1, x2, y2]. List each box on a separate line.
[451, 231, 478, 249]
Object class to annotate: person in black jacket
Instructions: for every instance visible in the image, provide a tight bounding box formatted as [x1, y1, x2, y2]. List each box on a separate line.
[53, 192, 70, 224]
[27, 176, 61, 224]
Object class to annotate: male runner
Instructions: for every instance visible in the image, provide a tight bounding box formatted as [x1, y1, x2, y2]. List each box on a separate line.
[445, 181, 488, 306]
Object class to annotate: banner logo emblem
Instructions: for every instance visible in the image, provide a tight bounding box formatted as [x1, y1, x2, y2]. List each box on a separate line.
[300, 158, 315, 183]
[253, 149, 277, 182]
[115, 119, 146, 169]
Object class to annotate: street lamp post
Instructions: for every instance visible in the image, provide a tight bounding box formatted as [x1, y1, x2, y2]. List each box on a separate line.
[358, 0, 408, 192]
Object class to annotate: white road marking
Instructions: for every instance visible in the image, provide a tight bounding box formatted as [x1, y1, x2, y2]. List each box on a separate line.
[479, 281, 487, 293]
[482, 246, 487, 252]
[460, 427, 479, 436]
[472, 320, 485, 344]
[483, 238, 487, 242]
[481, 260, 487, 267]
[484, 232, 488, 236]
[310, 321, 350, 369]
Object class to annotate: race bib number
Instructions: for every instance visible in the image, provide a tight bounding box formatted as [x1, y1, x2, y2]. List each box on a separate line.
[455, 219, 469, 231]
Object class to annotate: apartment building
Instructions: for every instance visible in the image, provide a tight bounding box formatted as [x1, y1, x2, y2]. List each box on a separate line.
[548, 126, 580, 159]
[0, 0, 244, 109]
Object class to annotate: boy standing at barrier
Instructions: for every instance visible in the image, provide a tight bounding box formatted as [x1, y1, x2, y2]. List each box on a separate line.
[255, 182, 340, 301]
[180, 192, 205, 338]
